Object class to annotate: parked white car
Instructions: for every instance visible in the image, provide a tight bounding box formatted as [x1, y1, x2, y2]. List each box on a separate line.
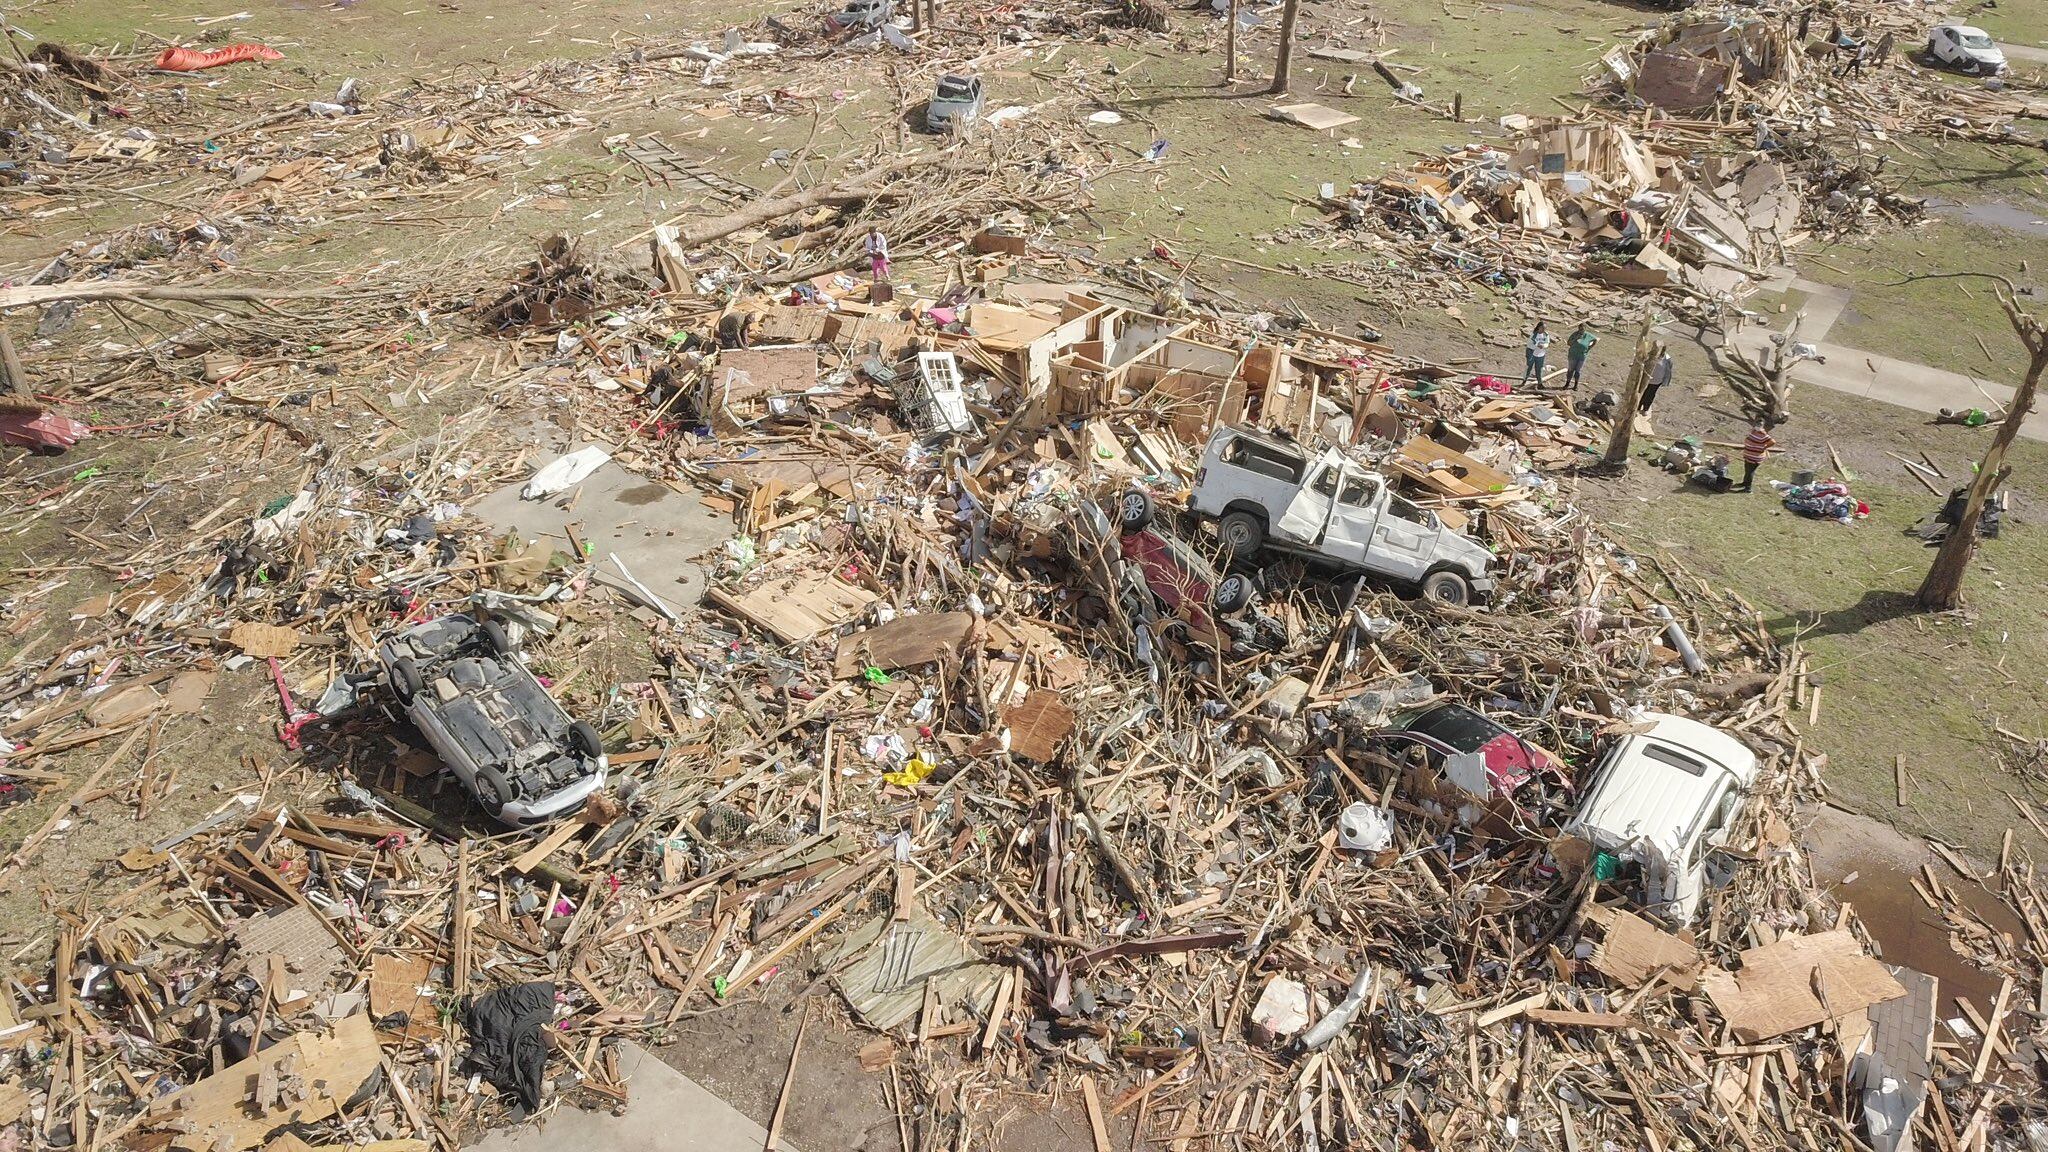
[1560, 713, 1759, 925]
[1186, 425, 1496, 605]
[1926, 24, 2007, 75]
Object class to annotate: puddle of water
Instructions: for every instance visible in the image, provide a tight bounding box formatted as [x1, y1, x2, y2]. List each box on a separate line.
[616, 483, 670, 507]
[1802, 805, 2014, 1015]
[1930, 197, 2048, 239]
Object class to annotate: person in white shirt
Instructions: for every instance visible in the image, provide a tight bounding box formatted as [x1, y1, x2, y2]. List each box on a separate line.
[866, 228, 890, 281]
[1519, 322, 1551, 389]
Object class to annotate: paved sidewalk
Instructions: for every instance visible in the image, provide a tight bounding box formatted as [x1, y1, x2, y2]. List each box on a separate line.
[2001, 42, 2048, 67]
[468, 1042, 800, 1152]
[1697, 279, 2045, 442]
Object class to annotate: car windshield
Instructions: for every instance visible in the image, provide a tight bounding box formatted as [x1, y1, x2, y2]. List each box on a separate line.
[1960, 32, 1995, 48]
[1395, 705, 1501, 752]
[937, 78, 975, 99]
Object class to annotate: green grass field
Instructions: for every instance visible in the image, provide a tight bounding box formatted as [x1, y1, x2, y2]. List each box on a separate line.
[1579, 368, 2048, 858]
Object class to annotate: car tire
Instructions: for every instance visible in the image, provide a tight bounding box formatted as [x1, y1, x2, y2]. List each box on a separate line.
[1213, 572, 1255, 614]
[1420, 569, 1472, 607]
[1219, 510, 1265, 555]
[474, 765, 516, 815]
[570, 720, 603, 760]
[1119, 490, 1156, 533]
[390, 657, 422, 704]
[482, 619, 513, 655]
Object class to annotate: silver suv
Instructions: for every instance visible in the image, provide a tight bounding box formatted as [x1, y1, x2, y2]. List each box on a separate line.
[1187, 425, 1496, 606]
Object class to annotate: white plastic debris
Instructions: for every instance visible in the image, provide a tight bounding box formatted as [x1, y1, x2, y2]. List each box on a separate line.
[1336, 803, 1394, 853]
[521, 445, 610, 500]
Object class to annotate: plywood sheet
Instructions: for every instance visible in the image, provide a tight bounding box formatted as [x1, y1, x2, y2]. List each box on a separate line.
[1268, 103, 1361, 131]
[833, 611, 976, 678]
[831, 909, 1001, 1031]
[1584, 903, 1701, 991]
[1006, 690, 1076, 763]
[710, 571, 878, 645]
[1699, 929, 1905, 1042]
[717, 346, 818, 402]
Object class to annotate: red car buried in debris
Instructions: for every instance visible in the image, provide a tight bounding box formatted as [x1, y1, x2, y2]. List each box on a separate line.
[1372, 701, 1566, 799]
[1067, 490, 1283, 655]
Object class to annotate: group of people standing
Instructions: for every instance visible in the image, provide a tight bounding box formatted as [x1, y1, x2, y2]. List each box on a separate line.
[1515, 320, 1773, 492]
[1516, 321, 1669, 414]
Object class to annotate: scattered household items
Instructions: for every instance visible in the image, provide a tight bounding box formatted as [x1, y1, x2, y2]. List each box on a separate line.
[826, 0, 894, 31]
[377, 613, 608, 824]
[151, 43, 284, 71]
[1910, 485, 2007, 543]
[0, 402, 89, 451]
[1335, 802, 1395, 852]
[1775, 476, 1869, 523]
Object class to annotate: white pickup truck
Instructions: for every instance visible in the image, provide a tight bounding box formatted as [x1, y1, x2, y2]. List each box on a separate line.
[1187, 425, 1497, 605]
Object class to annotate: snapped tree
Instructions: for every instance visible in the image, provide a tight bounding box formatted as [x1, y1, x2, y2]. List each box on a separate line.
[1915, 278, 2045, 610]
[1268, 0, 1301, 95]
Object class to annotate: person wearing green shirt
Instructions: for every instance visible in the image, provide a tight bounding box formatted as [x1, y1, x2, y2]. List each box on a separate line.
[1564, 323, 1598, 389]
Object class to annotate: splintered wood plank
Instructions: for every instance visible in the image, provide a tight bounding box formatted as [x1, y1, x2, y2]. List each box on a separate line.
[147, 1014, 382, 1151]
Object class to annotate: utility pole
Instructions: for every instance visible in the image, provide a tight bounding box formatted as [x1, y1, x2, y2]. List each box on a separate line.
[1917, 283, 2044, 610]
[1600, 314, 1658, 469]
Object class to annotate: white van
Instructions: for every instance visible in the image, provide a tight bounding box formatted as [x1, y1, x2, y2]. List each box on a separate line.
[1561, 713, 1759, 925]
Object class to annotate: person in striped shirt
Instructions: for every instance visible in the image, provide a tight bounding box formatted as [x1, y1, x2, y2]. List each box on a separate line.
[1738, 419, 1775, 492]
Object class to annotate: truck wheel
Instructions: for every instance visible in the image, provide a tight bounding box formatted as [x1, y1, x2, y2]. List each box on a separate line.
[482, 619, 513, 656]
[1213, 572, 1255, 614]
[474, 765, 516, 815]
[570, 720, 603, 760]
[1119, 490, 1155, 533]
[1219, 510, 1265, 555]
[390, 657, 422, 704]
[1421, 569, 1472, 607]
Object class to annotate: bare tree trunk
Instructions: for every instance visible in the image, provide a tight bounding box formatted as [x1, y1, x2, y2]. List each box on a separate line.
[1917, 346, 2043, 609]
[1224, 0, 1238, 82]
[1600, 316, 1658, 469]
[0, 325, 28, 398]
[1268, 0, 1300, 95]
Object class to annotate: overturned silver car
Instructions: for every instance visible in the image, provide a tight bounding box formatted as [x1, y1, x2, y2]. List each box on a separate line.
[378, 614, 606, 825]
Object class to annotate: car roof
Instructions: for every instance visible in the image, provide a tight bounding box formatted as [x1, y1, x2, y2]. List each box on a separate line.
[1938, 23, 1989, 34]
[1567, 713, 1759, 852]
